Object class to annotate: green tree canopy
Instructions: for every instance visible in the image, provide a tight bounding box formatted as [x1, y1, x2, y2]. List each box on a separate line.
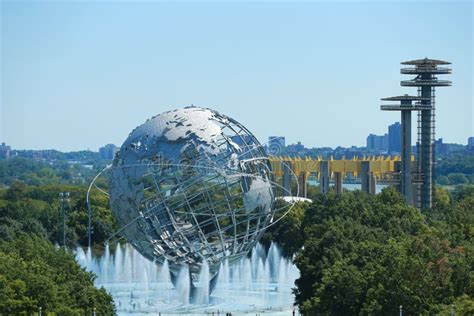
[0, 234, 115, 315]
[270, 187, 474, 315]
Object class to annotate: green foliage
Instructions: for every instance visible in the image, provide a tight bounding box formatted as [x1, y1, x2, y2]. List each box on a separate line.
[0, 182, 117, 247]
[266, 186, 474, 315]
[435, 154, 474, 185]
[436, 154, 474, 176]
[448, 173, 469, 185]
[452, 185, 474, 201]
[0, 157, 106, 187]
[306, 184, 321, 201]
[436, 295, 474, 316]
[0, 155, 118, 314]
[0, 234, 115, 315]
[437, 175, 451, 185]
[261, 199, 307, 258]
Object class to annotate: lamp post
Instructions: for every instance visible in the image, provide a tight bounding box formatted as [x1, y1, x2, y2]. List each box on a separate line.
[59, 192, 70, 248]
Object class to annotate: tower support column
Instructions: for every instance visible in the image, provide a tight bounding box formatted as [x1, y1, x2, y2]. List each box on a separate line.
[401, 109, 413, 205]
[298, 173, 307, 198]
[370, 173, 377, 195]
[282, 161, 292, 197]
[334, 172, 343, 195]
[361, 161, 370, 194]
[381, 93, 439, 208]
[420, 83, 433, 210]
[319, 161, 330, 194]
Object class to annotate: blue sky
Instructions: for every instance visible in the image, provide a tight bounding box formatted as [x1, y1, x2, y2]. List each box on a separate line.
[1, 1, 472, 151]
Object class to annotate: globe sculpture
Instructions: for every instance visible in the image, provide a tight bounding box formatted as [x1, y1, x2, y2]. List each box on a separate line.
[109, 106, 275, 280]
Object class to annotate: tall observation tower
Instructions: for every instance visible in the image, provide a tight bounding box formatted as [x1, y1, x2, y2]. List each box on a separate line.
[400, 58, 452, 210]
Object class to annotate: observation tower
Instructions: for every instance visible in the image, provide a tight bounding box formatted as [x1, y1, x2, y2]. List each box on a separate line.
[381, 95, 430, 207]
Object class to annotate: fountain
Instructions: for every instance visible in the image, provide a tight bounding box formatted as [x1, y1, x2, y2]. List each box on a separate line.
[76, 242, 299, 315]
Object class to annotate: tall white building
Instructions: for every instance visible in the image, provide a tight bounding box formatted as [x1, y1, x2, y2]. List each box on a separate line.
[0, 142, 11, 159]
[468, 137, 474, 149]
[99, 144, 118, 160]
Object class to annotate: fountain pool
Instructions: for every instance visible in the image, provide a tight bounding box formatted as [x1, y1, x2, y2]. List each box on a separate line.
[76, 242, 299, 315]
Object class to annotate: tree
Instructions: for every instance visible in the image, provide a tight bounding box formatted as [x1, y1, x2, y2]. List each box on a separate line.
[437, 175, 450, 185]
[0, 183, 117, 247]
[261, 199, 306, 258]
[0, 234, 115, 315]
[436, 154, 474, 176]
[448, 173, 469, 185]
[290, 187, 474, 315]
[436, 295, 474, 315]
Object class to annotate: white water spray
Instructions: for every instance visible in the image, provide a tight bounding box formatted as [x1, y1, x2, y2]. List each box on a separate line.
[75, 242, 299, 314]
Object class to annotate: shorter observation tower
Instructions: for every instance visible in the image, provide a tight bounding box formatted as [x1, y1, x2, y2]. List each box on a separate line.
[381, 95, 430, 207]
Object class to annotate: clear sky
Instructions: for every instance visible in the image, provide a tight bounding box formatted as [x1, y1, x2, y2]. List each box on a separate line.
[1, 1, 472, 152]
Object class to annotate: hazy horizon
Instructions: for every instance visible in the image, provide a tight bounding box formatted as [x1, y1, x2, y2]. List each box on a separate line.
[1, 1, 473, 152]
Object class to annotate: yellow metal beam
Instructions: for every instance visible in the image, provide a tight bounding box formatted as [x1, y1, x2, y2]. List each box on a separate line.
[269, 155, 408, 178]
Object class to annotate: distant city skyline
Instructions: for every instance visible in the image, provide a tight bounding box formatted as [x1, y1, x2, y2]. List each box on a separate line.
[3, 123, 472, 154]
[1, 1, 472, 151]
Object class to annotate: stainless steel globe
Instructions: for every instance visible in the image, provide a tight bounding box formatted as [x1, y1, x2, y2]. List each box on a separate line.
[109, 106, 275, 278]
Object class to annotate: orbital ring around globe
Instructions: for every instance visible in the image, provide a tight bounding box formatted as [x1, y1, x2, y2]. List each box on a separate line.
[86, 161, 300, 274]
[88, 162, 300, 230]
[86, 143, 300, 236]
[86, 106, 300, 283]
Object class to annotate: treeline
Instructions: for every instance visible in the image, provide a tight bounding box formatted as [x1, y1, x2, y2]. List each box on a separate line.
[0, 182, 117, 247]
[13, 149, 101, 162]
[0, 182, 117, 314]
[436, 154, 474, 185]
[264, 186, 474, 315]
[0, 157, 106, 187]
[2, 152, 472, 187]
[437, 154, 474, 176]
